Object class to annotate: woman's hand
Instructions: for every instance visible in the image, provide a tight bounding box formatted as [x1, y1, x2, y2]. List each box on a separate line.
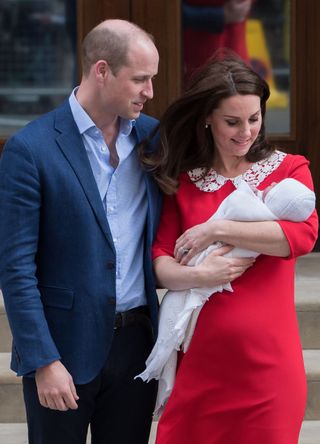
[195, 247, 255, 288]
[153, 245, 255, 291]
[174, 220, 220, 264]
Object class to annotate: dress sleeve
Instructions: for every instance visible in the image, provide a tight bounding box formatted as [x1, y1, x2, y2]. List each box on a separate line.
[152, 194, 182, 260]
[276, 155, 318, 258]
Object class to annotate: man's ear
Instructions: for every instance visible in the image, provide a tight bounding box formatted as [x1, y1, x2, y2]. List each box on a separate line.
[94, 60, 111, 82]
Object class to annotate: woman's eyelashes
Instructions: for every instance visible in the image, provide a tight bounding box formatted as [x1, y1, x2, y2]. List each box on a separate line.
[225, 117, 260, 127]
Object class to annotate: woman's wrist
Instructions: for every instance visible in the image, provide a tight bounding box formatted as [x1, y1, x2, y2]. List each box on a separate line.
[190, 265, 207, 288]
[208, 219, 225, 244]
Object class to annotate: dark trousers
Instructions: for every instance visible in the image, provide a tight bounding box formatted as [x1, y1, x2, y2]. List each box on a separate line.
[23, 317, 157, 444]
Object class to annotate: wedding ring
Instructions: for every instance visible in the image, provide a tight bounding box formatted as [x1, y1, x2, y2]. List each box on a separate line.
[179, 247, 190, 255]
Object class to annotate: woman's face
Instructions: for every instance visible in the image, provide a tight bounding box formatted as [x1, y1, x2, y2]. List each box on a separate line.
[206, 94, 262, 161]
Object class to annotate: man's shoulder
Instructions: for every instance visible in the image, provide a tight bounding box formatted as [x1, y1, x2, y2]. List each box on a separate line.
[136, 112, 158, 130]
[134, 113, 159, 144]
[137, 112, 158, 125]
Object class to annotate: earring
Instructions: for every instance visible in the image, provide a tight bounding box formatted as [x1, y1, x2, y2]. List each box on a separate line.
[205, 123, 209, 129]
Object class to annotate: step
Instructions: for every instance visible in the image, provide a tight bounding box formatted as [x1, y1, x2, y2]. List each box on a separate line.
[0, 350, 319, 423]
[295, 281, 320, 349]
[295, 253, 320, 279]
[0, 420, 155, 443]
[0, 421, 318, 444]
[299, 421, 320, 444]
[294, 251, 320, 350]
[0, 354, 25, 423]
[0, 423, 90, 444]
[0, 291, 12, 353]
[304, 350, 320, 420]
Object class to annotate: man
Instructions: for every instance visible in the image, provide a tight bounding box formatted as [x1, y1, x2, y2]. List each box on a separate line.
[0, 19, 161, 444]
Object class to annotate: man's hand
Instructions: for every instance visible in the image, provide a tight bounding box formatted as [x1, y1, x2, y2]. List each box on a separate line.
[35, 360, 79, 411]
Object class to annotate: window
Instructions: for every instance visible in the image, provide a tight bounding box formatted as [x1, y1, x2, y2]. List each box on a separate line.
[0, 0, 77, 138]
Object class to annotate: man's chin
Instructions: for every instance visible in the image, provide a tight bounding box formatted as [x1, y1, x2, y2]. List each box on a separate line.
[131, 110, 141, 119]
[132, 103, 144, 115]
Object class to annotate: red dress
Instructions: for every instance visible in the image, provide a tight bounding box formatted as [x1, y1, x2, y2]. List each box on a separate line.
[153, 152, 318, 444]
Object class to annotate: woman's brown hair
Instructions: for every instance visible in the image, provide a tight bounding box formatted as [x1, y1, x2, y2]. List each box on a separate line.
[140, 52, 274, 194]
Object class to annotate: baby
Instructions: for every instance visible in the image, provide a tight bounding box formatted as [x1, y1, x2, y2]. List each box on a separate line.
[136, 178, 316, 417]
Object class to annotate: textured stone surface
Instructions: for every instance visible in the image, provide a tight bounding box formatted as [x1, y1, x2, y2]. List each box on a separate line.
[0, 386, 25, 423]
[0, 354, 25, 423]
[295, 253, 320, 279]
[304, 350, 320, 420]
[295, 271, 320, 349]
[299, 421, 320, 444]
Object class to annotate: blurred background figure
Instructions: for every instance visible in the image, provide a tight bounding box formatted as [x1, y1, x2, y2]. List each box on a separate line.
[182, 0, 253, 83]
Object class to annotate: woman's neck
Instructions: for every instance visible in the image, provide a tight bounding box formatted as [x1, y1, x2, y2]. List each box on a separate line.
[213, 155, 252, 178]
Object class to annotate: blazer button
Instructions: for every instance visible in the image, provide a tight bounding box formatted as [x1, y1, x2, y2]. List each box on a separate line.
[106, 261, 115, 269]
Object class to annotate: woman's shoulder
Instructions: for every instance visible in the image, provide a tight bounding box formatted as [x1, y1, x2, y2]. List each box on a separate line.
[247, 150, 310, 184]
[270, 151, 311, 178]
[178, 171, 198, 190]
[280, 151, 310, 168]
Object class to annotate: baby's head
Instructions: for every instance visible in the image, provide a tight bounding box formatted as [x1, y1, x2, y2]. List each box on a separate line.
[264, 178, 315, 221]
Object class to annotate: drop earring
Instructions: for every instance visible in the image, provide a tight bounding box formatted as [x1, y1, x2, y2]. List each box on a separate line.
[205, 123, 209, 129]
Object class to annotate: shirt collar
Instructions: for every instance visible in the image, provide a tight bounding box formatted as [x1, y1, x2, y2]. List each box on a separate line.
[69, 87, 136, 137]
[119, 118, 136, 137]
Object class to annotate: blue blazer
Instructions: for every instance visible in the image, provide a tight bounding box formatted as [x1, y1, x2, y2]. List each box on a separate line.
[0, 100, 162, 384]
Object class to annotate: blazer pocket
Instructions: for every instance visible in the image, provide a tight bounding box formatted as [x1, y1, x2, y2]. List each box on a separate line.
[39, 286, 74, 310]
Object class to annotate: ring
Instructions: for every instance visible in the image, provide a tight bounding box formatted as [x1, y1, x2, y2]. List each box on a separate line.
[179, 247, 190, 255]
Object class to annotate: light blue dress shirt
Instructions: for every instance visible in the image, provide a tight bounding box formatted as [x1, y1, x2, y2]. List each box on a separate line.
[69, 90, 148, 311]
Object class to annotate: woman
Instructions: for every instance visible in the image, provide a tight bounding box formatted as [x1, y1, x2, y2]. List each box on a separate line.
[141, 55, 318, 443]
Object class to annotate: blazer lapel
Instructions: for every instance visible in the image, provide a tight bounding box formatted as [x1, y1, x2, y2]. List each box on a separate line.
[54, 102, 115, 252]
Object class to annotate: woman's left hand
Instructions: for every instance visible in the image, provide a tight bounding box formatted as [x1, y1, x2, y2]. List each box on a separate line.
[174, 220, 219, 264]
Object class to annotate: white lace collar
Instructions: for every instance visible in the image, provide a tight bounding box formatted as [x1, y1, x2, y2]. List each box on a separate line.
[187, 150, 287, 192]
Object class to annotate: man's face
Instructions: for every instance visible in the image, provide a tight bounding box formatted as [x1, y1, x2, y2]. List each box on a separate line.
[105, 40, 159, 120]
